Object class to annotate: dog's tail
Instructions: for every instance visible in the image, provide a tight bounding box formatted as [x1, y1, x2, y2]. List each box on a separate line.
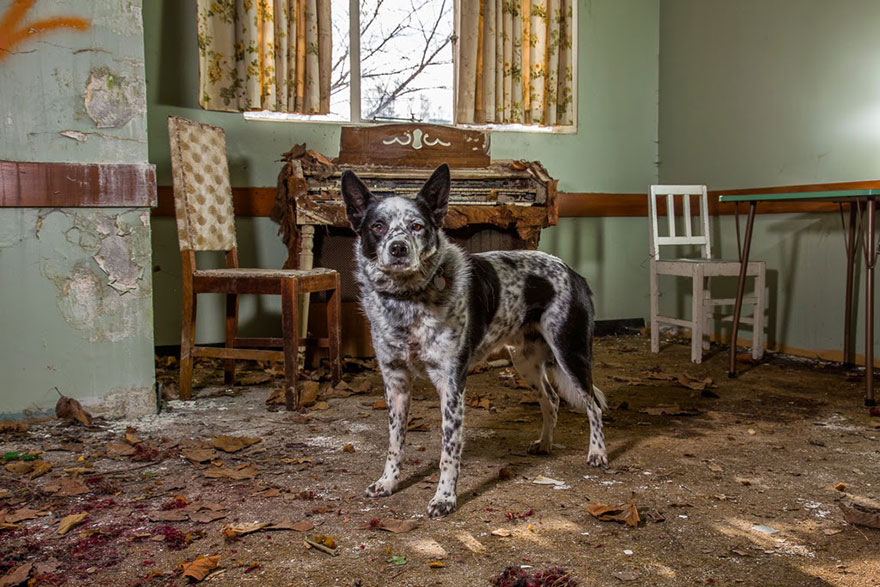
[551, 365, 608, 412]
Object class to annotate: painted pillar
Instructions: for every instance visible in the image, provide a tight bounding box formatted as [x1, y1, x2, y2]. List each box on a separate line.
[0, 0, 156, 418]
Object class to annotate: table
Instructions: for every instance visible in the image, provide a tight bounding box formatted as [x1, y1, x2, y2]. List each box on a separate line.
[719, 189, 880, 406]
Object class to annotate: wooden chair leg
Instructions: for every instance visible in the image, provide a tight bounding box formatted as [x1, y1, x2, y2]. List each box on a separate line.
[180, 289, 197, 400]
[649, 260, 660, 353]
[327, 273, 342, 385]
[691, 267, 705, 364]
[224, 293, 238, 385]
[281, 278, 300, 411]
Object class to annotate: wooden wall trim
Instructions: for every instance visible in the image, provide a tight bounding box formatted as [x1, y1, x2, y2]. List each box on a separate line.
[151, 180, 880, 219]
[153, 186, 276, 217]
[0, 161, 157, 208]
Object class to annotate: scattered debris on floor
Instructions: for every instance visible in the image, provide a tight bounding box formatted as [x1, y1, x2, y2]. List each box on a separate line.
[1, 335, 879, 585]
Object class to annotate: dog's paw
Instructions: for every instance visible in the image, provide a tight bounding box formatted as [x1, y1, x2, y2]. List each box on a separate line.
[365, 479, 394, 498]
[587, 451, 608, 468]
[527, 440, 552, 455]
[427, 497, 456, 518]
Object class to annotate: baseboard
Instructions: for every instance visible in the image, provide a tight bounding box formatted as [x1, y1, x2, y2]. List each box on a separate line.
[595, 318, 646, 337]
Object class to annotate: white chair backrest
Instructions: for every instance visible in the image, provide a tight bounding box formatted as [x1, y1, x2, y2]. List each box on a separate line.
[648, 185, 711, 260]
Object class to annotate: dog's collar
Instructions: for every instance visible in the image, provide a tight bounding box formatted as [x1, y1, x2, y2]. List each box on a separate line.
[379, 264, 449, 300]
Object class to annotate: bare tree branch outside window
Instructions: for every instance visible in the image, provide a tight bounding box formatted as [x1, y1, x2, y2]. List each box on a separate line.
[331, 0, 453, 123]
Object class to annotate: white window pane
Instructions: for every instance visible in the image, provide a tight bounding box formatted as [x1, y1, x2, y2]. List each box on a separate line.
[330, 0, 352, 120]
[359, 0, 453, 123]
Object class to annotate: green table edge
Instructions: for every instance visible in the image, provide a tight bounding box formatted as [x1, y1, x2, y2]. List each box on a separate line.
[719, 189, 880, 202]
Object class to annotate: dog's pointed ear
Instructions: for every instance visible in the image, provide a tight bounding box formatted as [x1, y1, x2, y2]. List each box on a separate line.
[418, 164, 450, 226]
[341, 170, 373, 230]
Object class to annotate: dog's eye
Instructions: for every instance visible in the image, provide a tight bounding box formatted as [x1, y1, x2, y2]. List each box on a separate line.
[371, 222, 385, 233]
[410, 222, 423, 232]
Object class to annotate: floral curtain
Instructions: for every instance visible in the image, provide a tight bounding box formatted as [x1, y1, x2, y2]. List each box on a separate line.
[454, 0, 574, 126]
[197, 0, 331, 114]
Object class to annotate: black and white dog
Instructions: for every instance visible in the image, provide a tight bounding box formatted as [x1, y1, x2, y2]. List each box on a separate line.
[341, 164, 607, 518]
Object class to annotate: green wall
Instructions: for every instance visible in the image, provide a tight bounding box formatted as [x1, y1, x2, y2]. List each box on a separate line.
[145, 0, 662, 345]
[0, 0, 155, 418]
[659, 0, 880, 358]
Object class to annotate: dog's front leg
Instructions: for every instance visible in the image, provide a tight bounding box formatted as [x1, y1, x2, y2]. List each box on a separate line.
[427, 370, 465, 517]
[366, 364, 411, 497]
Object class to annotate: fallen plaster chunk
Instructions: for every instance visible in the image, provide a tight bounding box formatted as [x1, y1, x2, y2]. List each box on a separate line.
[59, 130, 88, 142]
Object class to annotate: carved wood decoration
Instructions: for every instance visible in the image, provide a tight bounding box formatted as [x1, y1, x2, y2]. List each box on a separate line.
[336, 124, 490, 168]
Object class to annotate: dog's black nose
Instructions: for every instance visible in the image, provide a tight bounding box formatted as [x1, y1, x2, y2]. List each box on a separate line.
[389, 241, 409, 258]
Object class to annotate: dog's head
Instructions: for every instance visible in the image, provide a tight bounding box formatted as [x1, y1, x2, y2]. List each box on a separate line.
[341, 163, 450, 277]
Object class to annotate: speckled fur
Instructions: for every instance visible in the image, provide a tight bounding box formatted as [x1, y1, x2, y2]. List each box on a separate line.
[341, 164, 607, 518]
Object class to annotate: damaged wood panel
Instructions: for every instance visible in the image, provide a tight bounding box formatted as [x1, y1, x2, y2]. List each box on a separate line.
[0, 161, 157, 207]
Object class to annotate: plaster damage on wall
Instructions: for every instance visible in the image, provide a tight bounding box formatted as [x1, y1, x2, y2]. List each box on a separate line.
[84, 66, 144, 129]
[35, 209, 152, 342]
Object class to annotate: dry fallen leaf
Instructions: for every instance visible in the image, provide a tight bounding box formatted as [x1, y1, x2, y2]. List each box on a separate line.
[299, 381, 320, 406]
[253, 488, 282, 498]
[124, 427, 142, 445]
[268, 519, 315, 532]
[223, 522, 269, 537]
[587, 498, 641, 527]
[372, 399, 388, 410]
[840, 502, 880, 529]
[640, 404, 699, 417]
[467, 396, 491, 410]
[182, 555, 220, 582]
[105, 442, 136, 458]
[149, 510, 188, 522]
[266, 388, 286, 406]
[491, 528, 511, 537]
[0, 421, 27, 434]
[29, 461, 52, 479]
[532, 475, 565, 486]
[189, 510, 228, 523]
[43, 478, 89, 497]
[55, 394, 91, 426]
[238, 372, 273, 386]
[342, 443, 355, 453]
[456, 532, 486, 554]
[7, 508, 46, 524]
[203, 463, 258, 480]
[4, 461, 34, 476]
[182, 448, 215, 463]
[377, 519, 420, 533]
[406, 417, 430, 432]
[57, 512, 88, 535]
[0, 562, 32, 587]
[212, 436, 262, 453]
[312, 401, 330, 411]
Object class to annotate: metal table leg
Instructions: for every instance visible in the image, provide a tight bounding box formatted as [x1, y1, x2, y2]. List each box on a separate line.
[729, 201, 758, 377]
[866, 198, 877, 406]
[843, 203, 859, 368]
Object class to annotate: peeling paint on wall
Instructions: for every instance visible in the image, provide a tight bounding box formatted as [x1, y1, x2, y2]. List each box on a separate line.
[84, 67, 143, 129]
[35, 209, 152, 343]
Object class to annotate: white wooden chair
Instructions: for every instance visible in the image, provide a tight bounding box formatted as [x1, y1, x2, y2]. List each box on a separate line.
[648, 185, 766, 363]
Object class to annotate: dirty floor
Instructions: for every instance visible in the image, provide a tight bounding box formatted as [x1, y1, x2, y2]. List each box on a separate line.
[2, 335, 879, 586]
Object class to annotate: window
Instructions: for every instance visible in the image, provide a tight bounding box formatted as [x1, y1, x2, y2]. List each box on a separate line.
[330, 0, 454, 123]
[235, 1, 576, 129]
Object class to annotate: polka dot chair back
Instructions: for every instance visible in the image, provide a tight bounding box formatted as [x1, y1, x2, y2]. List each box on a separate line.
[168, 116, 237, 252]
